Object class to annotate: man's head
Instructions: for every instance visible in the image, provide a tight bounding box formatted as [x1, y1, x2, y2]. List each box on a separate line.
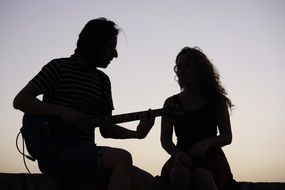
[75, 17, 119, 68]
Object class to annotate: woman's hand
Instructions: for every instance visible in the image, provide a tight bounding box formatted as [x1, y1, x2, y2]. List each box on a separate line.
[136, 109, 155, 139]
[174, 151, 192, 170]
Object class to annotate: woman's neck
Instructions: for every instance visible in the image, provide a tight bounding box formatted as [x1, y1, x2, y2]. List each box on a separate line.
[182, 85, 201, 97]
[179, 88, 206, 109]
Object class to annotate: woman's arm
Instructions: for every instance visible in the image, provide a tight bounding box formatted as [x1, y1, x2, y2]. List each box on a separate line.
[204, 100, 233, 148]
[189, 101, 232, 158]
[215, 100, 233, 146]
[161, 97, 192, 167]
[160, 97, 181, 156]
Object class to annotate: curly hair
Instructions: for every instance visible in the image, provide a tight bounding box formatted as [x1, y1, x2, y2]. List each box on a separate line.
[174, 46, 233, 109]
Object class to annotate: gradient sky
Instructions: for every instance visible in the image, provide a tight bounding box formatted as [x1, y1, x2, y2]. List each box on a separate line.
[1, 0, 285, 182]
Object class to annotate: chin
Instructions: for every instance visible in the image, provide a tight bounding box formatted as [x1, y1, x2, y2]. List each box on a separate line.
[98, 63, 109, 68]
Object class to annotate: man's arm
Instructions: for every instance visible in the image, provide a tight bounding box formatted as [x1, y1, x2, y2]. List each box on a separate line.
[13, 83, 60, 116]
[99, 111, 155, 139]
[13, 83, 87, 127]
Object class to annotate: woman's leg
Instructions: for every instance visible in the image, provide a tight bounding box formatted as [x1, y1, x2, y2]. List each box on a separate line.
[192, 168, 218, 190]
[170, 163, 191, 190]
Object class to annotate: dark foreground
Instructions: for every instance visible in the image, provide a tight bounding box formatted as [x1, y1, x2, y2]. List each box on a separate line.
[0, 173, 284, 190]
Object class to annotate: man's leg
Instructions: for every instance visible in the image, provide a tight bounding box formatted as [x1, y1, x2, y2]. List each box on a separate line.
[131, 166, 154, 190]
[100, 147, 133, 190]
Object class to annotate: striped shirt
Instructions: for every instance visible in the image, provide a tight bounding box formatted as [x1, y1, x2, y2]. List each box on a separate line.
[29, 55, 114, 143]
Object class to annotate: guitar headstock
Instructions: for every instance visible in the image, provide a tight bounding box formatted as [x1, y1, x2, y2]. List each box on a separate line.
[162, 104, 191, 118]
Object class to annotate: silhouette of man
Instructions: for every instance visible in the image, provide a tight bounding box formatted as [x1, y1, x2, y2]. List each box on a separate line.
[14, 17, 155, 190]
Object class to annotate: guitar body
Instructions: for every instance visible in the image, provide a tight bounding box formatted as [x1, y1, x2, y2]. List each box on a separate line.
[21, 114, 81, 159]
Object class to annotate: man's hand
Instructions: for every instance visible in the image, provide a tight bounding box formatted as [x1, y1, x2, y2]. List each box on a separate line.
[136, 109, 155, 139]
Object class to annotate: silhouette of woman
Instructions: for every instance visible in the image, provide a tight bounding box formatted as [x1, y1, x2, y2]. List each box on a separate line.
[160, 47, 238, 190]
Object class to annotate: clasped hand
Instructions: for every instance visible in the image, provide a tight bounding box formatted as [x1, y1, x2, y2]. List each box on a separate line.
[174, 151, 192, 170]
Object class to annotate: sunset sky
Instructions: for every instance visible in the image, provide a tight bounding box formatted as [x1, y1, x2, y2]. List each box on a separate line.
[1, 0, 285, 182]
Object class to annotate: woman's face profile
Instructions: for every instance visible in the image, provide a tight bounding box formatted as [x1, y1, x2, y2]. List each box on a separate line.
[176, 54, 199, 88]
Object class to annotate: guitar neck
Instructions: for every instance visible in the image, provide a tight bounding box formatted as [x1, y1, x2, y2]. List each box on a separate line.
[112, 108, 163, 124]
[90, 108, 164, 126]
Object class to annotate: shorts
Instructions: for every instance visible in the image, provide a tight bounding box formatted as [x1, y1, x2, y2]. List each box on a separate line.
[38, 144, 107, 179]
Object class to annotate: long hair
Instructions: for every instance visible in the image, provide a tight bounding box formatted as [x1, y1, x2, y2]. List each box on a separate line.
[74, 17, 119, 59]
[174, 46, 233, 109]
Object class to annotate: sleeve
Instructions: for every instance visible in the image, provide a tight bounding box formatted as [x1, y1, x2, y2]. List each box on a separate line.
[104, 74, 114, 111]
[29, 60, 61, 95]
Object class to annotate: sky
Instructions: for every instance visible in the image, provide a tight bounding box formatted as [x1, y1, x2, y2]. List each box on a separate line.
[1, 0, 285, 182]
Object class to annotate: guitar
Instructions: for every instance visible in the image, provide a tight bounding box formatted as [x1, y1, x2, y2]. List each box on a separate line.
[21, 106, 188, 160]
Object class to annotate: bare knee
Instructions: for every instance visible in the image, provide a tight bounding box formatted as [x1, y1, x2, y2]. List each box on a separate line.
[192, 168, 217, 189]
[115, 149, 132, 166]
[192, 168, 212, 180]
[170, 165, 190, 183]
[169, 165, 191, 190]
[102, 148, 133, 170]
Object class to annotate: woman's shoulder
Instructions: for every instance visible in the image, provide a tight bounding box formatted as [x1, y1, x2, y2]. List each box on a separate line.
[164, 93, 181, 107]
[207, 94, 230, 112]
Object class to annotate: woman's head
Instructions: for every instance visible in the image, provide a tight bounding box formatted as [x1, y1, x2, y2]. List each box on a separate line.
[174, 46, 233, 108]
[174, 47, 215, 90]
